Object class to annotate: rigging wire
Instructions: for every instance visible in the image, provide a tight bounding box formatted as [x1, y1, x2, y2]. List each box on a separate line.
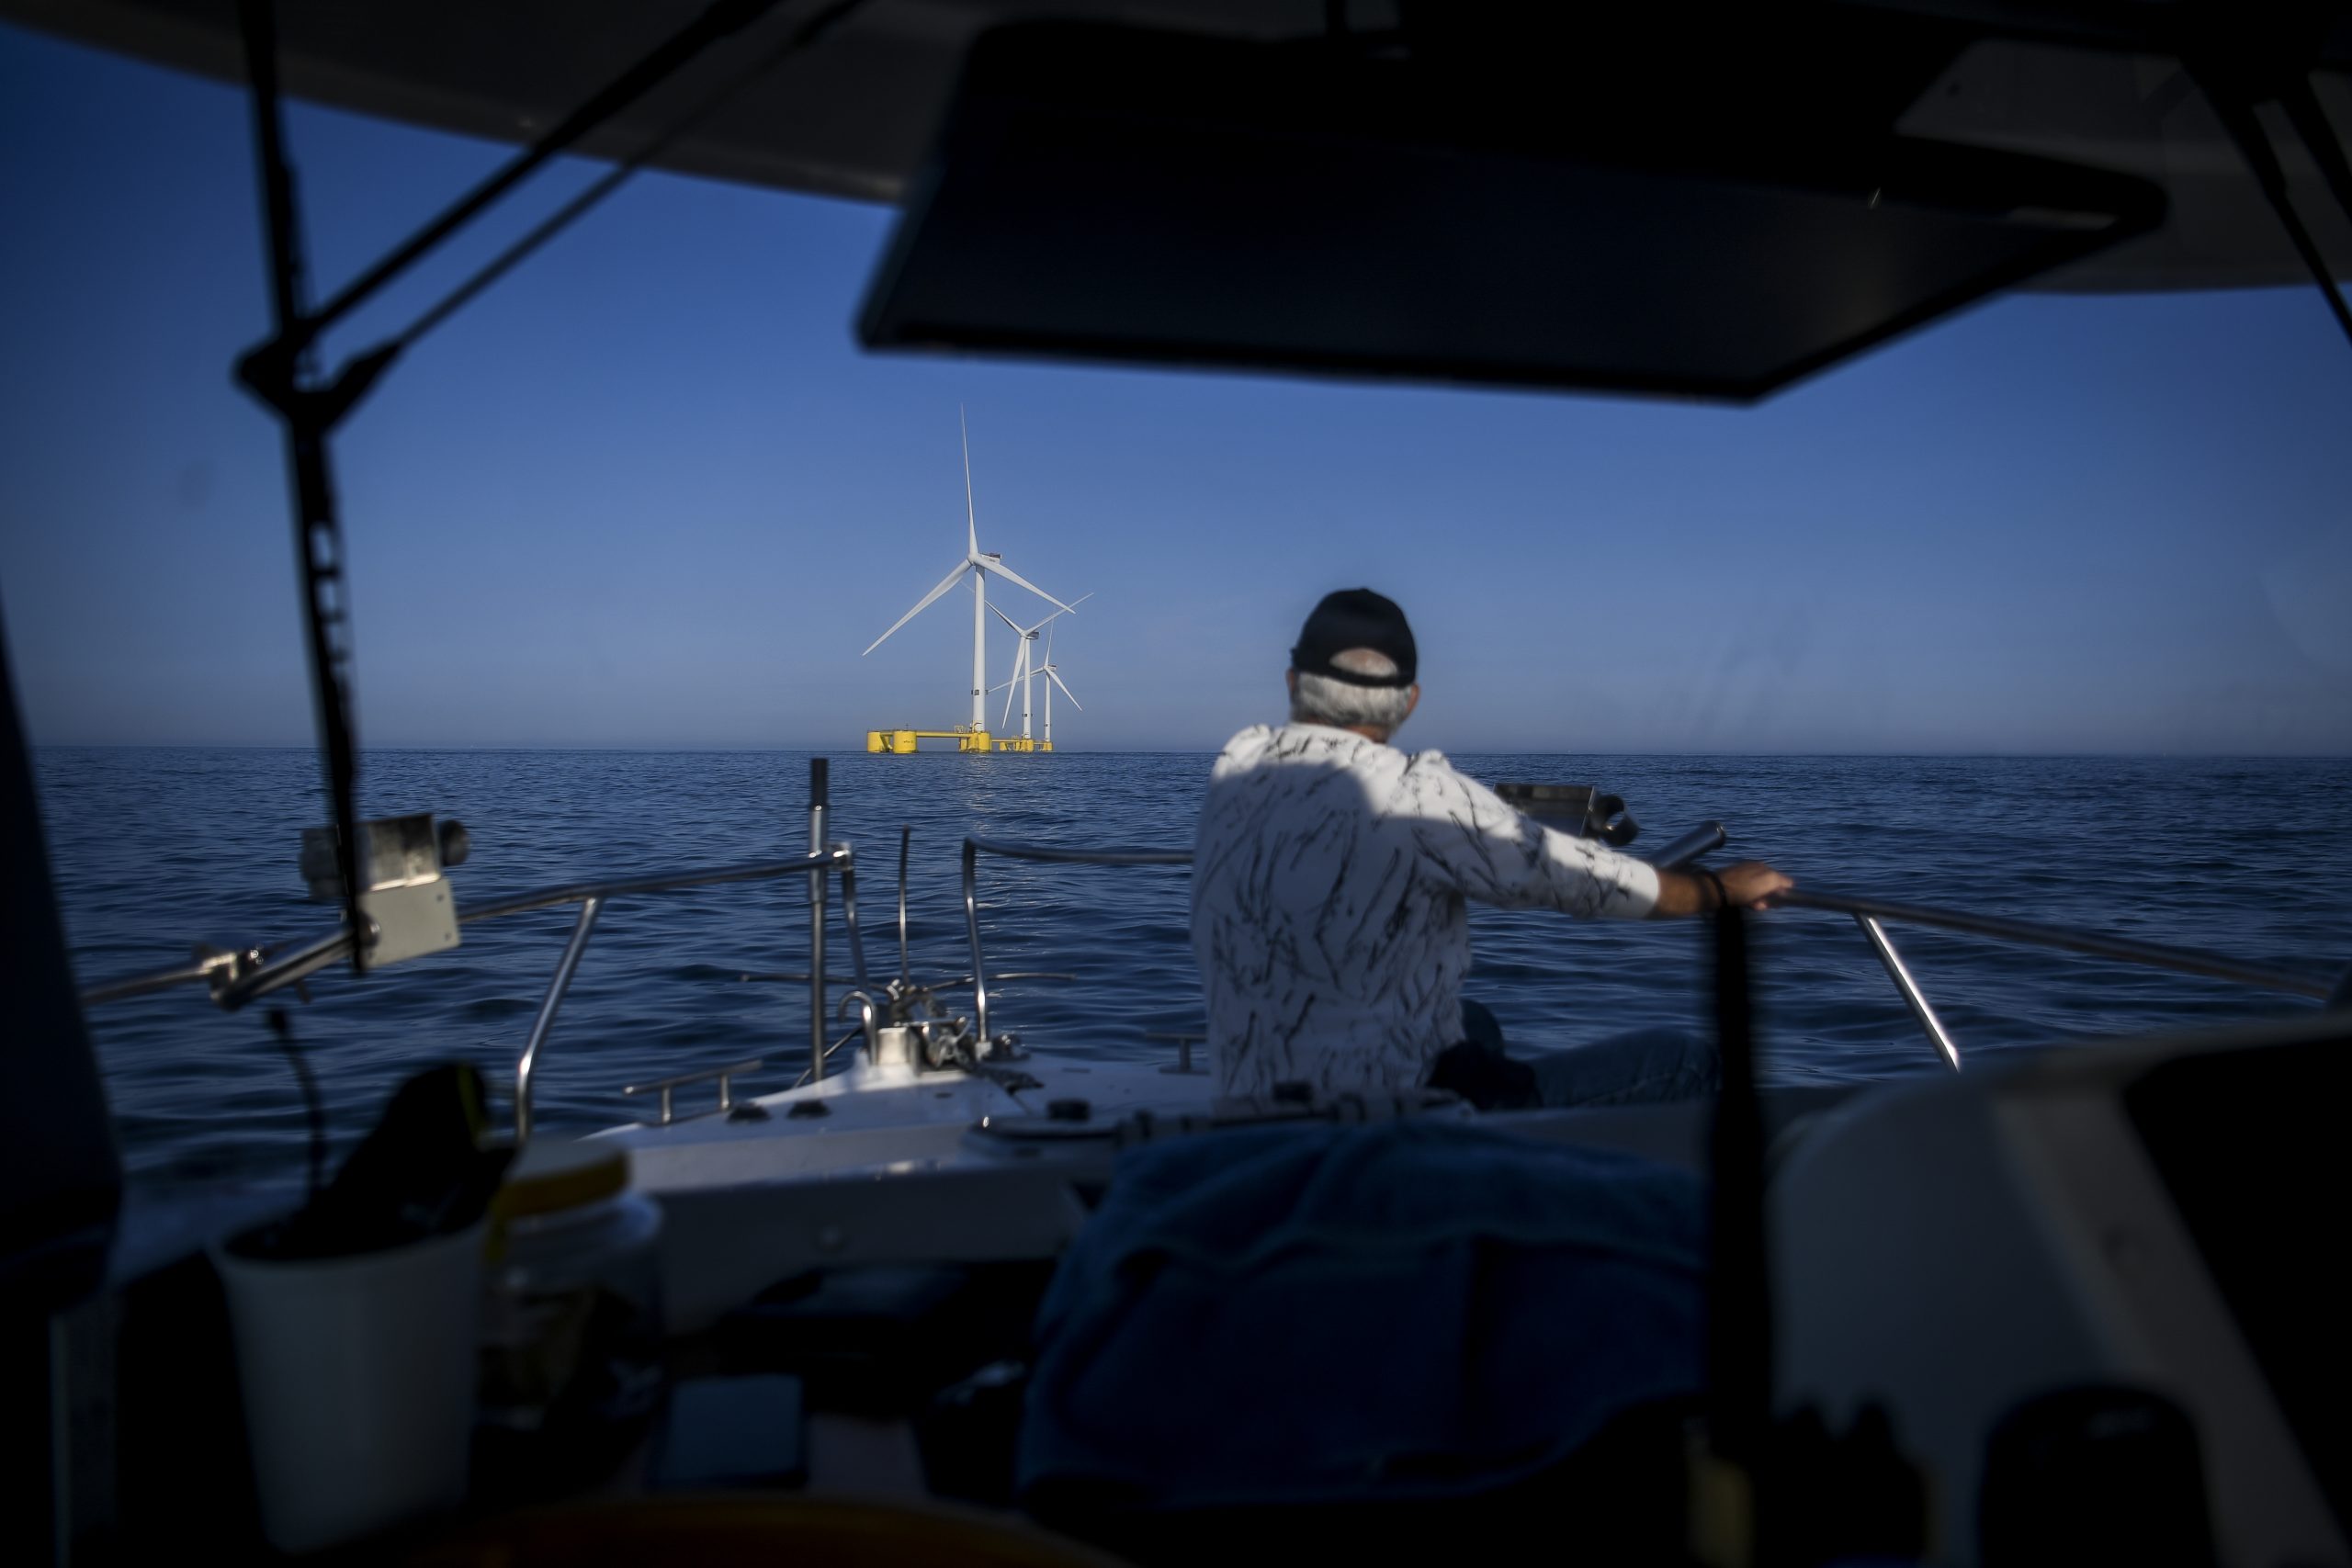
[300, 0, 791, 352]
[390, 0, 871, 357]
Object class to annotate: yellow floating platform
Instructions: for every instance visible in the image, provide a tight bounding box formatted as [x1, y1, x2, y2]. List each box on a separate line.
[865, 728, 1054, 754]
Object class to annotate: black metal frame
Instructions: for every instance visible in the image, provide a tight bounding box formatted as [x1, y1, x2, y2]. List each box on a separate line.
[2171, 7, 2352, 348]
[227, 0, 808, 968]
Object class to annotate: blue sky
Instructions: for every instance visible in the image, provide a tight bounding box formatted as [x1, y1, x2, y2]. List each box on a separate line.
[3, 21, 2348, 755]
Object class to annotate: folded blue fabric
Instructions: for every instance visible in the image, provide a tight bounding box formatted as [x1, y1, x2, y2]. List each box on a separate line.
[1017, 1117, 1706, 1509]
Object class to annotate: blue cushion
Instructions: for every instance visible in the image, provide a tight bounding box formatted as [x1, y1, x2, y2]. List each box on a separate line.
[1017, 1118, 1706, 1508]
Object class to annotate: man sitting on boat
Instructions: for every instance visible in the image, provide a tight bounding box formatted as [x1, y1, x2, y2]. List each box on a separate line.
[1191, 587, 1791, 1106]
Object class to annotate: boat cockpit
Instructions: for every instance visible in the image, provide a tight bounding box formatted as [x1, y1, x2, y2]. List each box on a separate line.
[7, 3, 2352, 1563]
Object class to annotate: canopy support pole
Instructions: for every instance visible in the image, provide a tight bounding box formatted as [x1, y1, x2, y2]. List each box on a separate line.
[228, 0, 837, 963]
[236, 0, 369, 967]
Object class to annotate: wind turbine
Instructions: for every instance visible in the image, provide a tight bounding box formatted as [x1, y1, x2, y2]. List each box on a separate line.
[996, 619, 1083, 748]
[863, 410, 1075, 733]
[1036, 623, 1081, 750]
[989, 594, 1091, 741]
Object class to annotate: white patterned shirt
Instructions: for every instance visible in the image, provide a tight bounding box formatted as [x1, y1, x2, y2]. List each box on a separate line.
[1191, 724, 1661, 1100]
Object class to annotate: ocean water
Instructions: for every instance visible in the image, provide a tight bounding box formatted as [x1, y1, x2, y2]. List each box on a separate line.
[34, 747, 2352, 1192]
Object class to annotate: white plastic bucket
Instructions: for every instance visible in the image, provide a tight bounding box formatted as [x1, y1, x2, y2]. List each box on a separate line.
[212, 1220, 485, 1554]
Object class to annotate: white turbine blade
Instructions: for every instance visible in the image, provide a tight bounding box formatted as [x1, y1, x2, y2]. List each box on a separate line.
[1046, 667, 1082, 711]
[863, 560, 970, 655]
[986, 674, 1023, 694]
[960, 406, 979, 559]
[989, 600, 1027, 635]
[985, 557, 1075, 615]
[1029, 592, 1093, 634]
[1043, 623, 1055, 662]
[1001, 640, 1028, 728]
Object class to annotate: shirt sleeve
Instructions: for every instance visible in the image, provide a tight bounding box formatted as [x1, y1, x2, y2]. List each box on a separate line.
[1400, 753, 1661, 919]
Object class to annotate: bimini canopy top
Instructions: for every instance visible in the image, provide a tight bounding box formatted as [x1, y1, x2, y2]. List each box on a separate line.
[6, 0, 2351, 399]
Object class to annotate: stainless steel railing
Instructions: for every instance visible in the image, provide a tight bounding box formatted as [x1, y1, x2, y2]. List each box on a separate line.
[78, 949, 259, 1007]
[962, 835, 1193, 1047]
[961, 823, 2342, 1076]
[1649, 822, 1728, 871]
[83, 811, 2343, 1129]
[80, 842, 870, 1141]
[83, 923, 373, 1011]
[620, 1055, 766, 1127]
[1851, 912, 1962, 1071]
[1770, 886, 2335, 1000]
[1770, 885, 2338, 1073]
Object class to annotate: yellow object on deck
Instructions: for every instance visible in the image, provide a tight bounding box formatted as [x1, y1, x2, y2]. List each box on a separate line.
[865, 729, 1055, 754]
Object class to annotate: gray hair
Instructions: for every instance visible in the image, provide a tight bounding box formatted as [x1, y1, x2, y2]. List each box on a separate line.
[1291, 648, 1415, 735]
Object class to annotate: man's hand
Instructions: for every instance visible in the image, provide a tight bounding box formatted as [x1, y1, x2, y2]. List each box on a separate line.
[1720, 862, 1792, 910]
[1650, 860, 1794, 918]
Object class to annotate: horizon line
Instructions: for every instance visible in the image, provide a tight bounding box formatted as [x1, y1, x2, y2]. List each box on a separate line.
[28, 742, 2352, 761]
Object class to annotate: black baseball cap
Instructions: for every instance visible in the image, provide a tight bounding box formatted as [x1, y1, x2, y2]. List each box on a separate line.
[1291, 588, 1417, 688]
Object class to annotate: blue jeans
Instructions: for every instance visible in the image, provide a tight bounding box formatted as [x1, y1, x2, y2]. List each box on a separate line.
[1461, 998, 1719, 1109]
[1525, 1026, 1720, 1107]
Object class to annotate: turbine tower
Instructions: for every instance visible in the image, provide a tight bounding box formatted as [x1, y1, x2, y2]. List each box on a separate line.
[864, 410, 1073, 734]
[989, 594, 1091, 741]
